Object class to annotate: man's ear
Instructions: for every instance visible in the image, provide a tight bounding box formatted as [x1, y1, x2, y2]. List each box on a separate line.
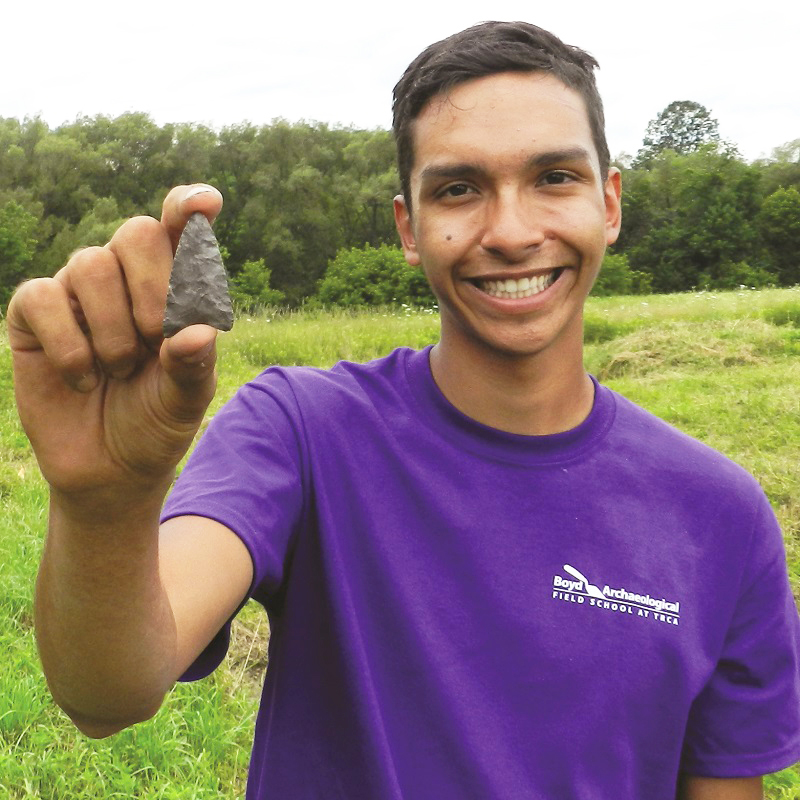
[604, 168, 622, 247]
[393, 195, 421, 267]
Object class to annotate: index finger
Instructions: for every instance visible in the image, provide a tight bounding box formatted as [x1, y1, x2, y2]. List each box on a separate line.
[161, 184, 224, 253]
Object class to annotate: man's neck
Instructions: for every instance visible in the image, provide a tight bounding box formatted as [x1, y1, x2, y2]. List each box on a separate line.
[428, 340, 594, 436]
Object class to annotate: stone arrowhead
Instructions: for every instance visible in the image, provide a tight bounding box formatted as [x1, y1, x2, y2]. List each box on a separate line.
[163, 212, 234, 337]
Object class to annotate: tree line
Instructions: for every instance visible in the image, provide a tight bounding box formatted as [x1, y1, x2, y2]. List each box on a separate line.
[0, 105, 798, 309]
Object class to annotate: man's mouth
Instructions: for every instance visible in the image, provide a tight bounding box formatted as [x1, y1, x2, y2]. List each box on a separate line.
[472, 269, 563, 299]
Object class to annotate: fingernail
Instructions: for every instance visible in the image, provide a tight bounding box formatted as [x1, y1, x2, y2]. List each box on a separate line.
[182, 342, 215, 365]
[185, 185, 222, 201]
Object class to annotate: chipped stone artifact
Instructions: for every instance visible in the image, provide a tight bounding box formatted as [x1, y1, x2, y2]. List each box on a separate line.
[163, 212, 234, 337]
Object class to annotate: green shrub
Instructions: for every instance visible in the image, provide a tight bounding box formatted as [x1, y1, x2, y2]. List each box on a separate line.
[695, 260, 776, 291]
[592, 252, 652, 297]
[229, 259, 285, 313]
[316, 244, 435, 307]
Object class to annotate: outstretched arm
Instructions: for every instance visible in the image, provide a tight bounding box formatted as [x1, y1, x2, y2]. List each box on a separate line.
[9, 185, 252, 737]
[677, 775, 763, 800]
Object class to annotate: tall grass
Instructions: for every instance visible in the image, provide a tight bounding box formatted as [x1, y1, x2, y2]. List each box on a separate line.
[1, 286, 799, 797]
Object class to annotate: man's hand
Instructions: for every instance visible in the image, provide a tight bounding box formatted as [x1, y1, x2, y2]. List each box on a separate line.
[8, 184, 224, 507]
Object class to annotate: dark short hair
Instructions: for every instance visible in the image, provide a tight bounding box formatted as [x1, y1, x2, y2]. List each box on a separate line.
[392, 21, 610, 210]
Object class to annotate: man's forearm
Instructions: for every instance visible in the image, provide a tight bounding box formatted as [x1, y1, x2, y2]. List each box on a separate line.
[677, 775, 764, 800]
[35, 488, 178, 738]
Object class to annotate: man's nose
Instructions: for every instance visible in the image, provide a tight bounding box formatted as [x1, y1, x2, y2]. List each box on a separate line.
[479, 191, 546, 261]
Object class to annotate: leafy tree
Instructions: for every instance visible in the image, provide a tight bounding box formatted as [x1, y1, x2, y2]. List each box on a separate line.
[758, 187, 800, 285]
[40, 197, 127, 276]
[63, 113, 176, 212]
[209, 121, 399, 305]
[770, 139, 800, 162]
[339, 131, 400, 246]
[756, 139, 800, 196]
[0, 119, 26, 191]
[618, 149, 764, 292]
[32, 133, 103, 222]
[317, 244, 435, 307]
[634, 101, 722, 167]
[0, 200, 40, 304]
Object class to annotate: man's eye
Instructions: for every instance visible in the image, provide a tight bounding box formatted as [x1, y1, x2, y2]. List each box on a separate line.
[442, 183, 474, 197]
[541, 171, 574, 185]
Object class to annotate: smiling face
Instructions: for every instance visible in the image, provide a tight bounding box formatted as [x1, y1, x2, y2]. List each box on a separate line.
[394, 71, 621, 371]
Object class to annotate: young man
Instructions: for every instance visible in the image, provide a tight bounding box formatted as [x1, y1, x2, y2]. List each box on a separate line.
[8, 21, 799, 800]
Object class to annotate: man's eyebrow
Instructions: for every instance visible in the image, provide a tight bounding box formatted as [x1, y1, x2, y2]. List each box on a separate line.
[527, 147, 593, 169]
[418, 163, 487, 183]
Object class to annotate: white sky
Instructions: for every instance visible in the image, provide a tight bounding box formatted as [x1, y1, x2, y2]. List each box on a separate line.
[5, 0, 798, 163]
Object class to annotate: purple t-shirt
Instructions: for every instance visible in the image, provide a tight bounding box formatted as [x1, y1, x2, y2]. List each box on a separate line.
[163, 346, 800, 798]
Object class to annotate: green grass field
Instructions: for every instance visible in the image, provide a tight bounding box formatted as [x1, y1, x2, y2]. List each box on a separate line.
[1, 286, 799, 797]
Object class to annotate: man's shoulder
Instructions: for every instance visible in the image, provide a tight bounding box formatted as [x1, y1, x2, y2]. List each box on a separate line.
[603, 383, 763, 496]
[235, 346, 420, 418]
[258, 345, 415, 389]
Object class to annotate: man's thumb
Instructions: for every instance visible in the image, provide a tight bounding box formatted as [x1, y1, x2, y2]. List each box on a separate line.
[158, 325, 218, 420]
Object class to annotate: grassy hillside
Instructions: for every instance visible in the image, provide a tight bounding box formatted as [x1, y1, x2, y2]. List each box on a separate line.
[1, 286, 798, 797]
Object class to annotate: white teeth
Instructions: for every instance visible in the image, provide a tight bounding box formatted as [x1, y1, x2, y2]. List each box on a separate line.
[477, 271, 558, 299]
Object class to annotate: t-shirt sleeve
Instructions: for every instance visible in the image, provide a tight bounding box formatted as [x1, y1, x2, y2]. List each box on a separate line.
[161, 370, 307, 680]
[681, 493, 800, 776]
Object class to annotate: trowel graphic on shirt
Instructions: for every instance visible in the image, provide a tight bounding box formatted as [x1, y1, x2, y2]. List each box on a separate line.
[552, 564, 681, 625]
[562, 564, 605, 598]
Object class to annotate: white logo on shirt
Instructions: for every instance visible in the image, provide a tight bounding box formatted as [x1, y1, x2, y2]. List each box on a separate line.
[552, 564, 681, 625]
